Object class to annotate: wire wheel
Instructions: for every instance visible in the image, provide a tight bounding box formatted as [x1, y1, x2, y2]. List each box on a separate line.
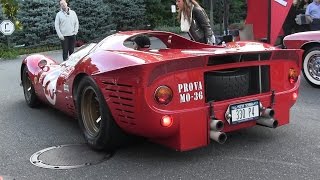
[303, 47, 320, 88]
[80, 87, 102, 137]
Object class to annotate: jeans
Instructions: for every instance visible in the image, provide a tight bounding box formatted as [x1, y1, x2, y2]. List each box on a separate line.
[310, 19, 320, 31]
[61, 35, 76, 61]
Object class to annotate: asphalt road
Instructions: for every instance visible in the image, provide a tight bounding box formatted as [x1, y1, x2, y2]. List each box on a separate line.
[0, 50, 319, 180]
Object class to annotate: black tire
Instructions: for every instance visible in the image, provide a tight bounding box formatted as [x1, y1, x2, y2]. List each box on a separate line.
[206, 69, 250, 101]
[76, 76, 127, 151]
[302, 47, 320, 88]
[22, 67, 39, 108]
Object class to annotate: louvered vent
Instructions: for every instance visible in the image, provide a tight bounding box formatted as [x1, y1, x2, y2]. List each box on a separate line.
[102, 81, 136, 125]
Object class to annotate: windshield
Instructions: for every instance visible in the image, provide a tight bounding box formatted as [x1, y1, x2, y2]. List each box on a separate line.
[61, 43, 97, 66]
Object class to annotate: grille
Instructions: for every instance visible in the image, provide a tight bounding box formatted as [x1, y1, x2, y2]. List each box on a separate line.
[102, 81, 136, 125]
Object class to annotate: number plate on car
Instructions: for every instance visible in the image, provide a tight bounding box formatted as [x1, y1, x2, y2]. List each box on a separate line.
[226, 100, 260, 124]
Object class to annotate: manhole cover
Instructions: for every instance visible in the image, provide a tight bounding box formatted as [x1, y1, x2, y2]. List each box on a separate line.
[30, 144, 112, 169]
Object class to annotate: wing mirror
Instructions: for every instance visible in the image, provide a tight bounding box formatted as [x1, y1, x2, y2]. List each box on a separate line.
[38, 59, 47, 70]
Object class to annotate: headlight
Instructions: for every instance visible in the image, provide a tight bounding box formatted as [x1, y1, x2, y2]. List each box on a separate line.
[154, 86, 173, 105]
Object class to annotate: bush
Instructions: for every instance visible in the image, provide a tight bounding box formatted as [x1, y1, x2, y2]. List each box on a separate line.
[71, 0, 116, 43]
[0, 45, 19, 59]
[0, 44, 60, 60]
[12, 0, 59, 47]
[145, 0, 176, 28]
[108, 0, 146, 30]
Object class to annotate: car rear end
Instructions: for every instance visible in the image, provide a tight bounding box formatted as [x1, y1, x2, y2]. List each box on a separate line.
[95, 47, 302, 151]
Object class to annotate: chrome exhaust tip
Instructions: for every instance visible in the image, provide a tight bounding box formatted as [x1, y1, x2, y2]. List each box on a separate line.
[256, 117, 278, 128]
[210, 131, 227, 144]
[210, 119, 224, 131]
[261, 108, 275, 118]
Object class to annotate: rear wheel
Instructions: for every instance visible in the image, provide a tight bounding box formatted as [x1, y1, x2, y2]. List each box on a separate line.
[22, 67, 39, 107]
[303, 47, 320, 88]
[76, 76, 127, 151]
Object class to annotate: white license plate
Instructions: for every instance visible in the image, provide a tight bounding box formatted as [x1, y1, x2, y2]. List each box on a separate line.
[229, 100, 260, 124]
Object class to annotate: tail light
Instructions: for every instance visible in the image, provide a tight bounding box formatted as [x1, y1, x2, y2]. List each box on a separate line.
[161, 115, 173, 127]
[293, 92, 298, 101]
[154, 86, 173, 105]
[288, 68, 298, 84]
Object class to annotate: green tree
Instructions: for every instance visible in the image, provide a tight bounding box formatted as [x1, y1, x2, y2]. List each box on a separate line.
[108, 0, 146, 30]
[70, 0, 115, 43]
[145, 0, 177, 28]
[0, 0, 18, 19]
[0, 4, 6, 46]
[12, 0, 59, 47]
[229, 0, 246, 23]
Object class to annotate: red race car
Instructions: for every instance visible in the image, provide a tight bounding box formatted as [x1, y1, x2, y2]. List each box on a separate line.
[21, 31, 302, 151]
[284, 31, 320, 88]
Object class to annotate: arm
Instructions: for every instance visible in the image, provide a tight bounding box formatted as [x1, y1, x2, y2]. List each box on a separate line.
[305, 4, 311, 17]
[193, 7, 213, 38]
[305, 4, 313, 23]
[73, 11, 79, 35]
[193, 7, 214, 44]
[55, 13, 64, 40]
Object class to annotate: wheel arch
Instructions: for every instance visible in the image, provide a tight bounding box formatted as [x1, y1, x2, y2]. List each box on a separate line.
[20, 63, 26, 81]
[301, 42, 320, 57]
[72, 73, 89, 101]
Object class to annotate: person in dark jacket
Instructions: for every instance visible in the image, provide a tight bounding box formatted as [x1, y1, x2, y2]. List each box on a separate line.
[176, 0, 215, 45]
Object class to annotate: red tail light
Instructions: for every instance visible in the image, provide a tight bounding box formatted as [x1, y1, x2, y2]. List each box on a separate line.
[293, 92, 298, 101]
[161, 115, 173, 127]
[288, 68, 298, 84]
[154, 86, 173, 105]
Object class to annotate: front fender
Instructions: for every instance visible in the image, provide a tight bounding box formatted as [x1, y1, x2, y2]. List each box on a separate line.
[21, 54, 58, 80]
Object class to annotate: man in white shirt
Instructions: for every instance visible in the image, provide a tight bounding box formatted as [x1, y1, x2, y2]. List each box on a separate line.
[305, 0, 320, 30]
[55, 0, 79, 61]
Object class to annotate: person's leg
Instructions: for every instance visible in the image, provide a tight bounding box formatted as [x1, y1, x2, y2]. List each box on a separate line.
[68, 35, 76, 55]
[61, 38, 68, 61]
[310, 19, 320, 31]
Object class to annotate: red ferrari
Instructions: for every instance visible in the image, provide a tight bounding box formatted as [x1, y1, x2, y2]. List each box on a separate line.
[21, 31, 302, 151]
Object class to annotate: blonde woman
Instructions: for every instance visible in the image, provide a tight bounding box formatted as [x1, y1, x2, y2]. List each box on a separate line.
[176, 0, 215, 44]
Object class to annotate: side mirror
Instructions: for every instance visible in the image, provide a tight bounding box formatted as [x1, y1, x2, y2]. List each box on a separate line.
[38, 59, 47, 69]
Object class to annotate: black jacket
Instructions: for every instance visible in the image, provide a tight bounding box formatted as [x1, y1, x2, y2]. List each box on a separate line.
[189, 6, 213, 43]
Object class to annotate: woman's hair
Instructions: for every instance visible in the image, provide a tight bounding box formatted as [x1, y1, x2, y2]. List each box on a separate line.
[177, 0, 202, 23]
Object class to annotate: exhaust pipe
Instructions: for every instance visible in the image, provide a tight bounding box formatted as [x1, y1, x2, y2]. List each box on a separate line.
[210, 131, 227, 144]
[256, 117, 278, 128]
[210, 119, 224, 131]
[261, 108, 275, 118]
